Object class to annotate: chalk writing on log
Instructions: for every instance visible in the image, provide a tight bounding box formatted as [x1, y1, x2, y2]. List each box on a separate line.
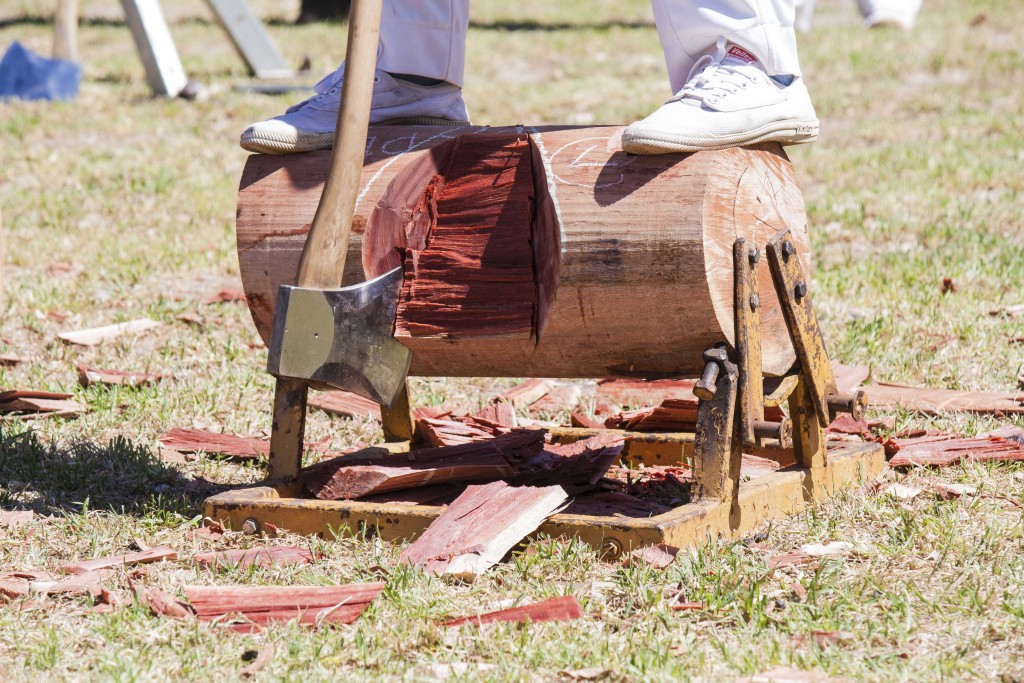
[549, 136, 635, 189]
[355, 127, 469, 209]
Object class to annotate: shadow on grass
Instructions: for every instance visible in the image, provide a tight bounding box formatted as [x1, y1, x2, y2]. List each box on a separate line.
[0, 426, 227, 518]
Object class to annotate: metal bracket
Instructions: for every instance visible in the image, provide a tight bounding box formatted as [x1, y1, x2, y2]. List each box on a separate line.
[766, 228, 866, 425]
[734, 238, 792, 449]
[692, 349, 741, 504]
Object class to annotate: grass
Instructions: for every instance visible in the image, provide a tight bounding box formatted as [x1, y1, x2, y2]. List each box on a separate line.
[1, 0, 1023, 680]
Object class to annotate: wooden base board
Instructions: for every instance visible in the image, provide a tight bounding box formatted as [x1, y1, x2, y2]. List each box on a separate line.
[203, 441, 884, 558]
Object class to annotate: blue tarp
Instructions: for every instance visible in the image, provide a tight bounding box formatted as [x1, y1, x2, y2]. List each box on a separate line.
[0, 41, 82, 101]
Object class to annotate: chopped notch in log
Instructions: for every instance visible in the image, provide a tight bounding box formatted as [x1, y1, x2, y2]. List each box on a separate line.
[364, 133, 559, 343]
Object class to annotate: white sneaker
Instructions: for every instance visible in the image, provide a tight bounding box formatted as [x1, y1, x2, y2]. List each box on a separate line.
[240, 67, 470, 154]
[621, 40, 819, 155]
[856, 0, 922, 30]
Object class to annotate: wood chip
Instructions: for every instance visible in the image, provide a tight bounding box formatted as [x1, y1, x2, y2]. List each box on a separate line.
[561, 666, 612, 680]
[156, 428, 324, 461]
[32, 569, 116, 596]
[595, 378, 698, 408]
[867, 382, 1023, 416]
[134, 589, 192, 618]
[58, 318, 162, 346]
[883, 483, 923, 501]
[0, 510, 35, 528]
[193, 547, 315, 570]
[201, 289, 246, 305]
[186, 522, 225, 540]
[496, 379, 555, 409]
[624, 544, 679, 570]
[77, 364, 166, 388]
[0, 390, 85, 419]
[184, 582, 383, 632]
[529, 384, 582, 416]
[888, 433, 1024, 468]
[670, 600, 704, 612]
[0, 352, 30, 366]
[401, 481, 568, 579]
[831, 362, 869, 393]
[60, 546, 177, 575]
[474, 401, 517, 428]
[308, 390, 382, 420]
[440, 595, 583, 627]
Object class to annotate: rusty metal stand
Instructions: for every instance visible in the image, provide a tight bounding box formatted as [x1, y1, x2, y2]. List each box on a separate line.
[204, 227, 885, 557]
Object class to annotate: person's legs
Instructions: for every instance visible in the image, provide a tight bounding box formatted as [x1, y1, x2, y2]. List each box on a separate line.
[240, 0, 470, 155]
[622, 0, 818, 154]
[855, 0, 922, 30]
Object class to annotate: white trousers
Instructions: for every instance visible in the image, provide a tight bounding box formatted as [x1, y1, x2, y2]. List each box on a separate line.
[379, 0, 801, 94]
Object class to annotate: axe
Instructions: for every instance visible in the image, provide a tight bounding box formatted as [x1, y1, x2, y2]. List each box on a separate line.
[264, 0, 411, 481]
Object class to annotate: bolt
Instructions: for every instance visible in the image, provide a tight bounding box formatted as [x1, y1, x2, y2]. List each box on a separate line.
[694, 361, 721, 400]
[794, 282, 808, 299]
[241, 518, 259, 535]
[748, 247, 761, 264]
[781, 241, 796, 259]
[601, 539, 623, 560]
[749, 294, 761, 310]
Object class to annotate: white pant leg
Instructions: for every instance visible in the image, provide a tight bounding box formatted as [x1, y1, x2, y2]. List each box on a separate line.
[378, 0, 470, 87]
[652, 0, 801, 93]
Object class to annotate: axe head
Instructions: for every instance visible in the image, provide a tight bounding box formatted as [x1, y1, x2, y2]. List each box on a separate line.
[266, 266, 411, 407]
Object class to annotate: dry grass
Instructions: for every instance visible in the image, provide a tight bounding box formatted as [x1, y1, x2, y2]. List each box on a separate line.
[1, 0, 1023, 680]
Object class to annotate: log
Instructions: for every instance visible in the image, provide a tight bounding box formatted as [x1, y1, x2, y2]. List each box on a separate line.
[236, 126, 810, 378]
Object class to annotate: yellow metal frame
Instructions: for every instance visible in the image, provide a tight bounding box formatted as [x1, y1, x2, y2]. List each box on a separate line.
[204, 440, 884, 557]
[204, 228, 886, 557]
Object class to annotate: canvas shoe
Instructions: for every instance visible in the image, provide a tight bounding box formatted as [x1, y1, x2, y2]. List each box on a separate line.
[621, 40, 819, 154]
[856, 0, 922, 30]
[240, 67, 470, 154]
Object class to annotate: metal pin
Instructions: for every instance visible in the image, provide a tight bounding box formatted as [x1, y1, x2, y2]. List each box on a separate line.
[794, 282, 807, 299]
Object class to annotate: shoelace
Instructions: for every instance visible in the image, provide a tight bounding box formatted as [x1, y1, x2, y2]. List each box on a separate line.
[668, 37, 767, 107]
[285, 67, 382, 113]
[671, 57, 763, 106]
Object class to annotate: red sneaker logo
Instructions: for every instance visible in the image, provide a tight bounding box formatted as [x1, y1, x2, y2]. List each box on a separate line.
[727, 45, 757, 64]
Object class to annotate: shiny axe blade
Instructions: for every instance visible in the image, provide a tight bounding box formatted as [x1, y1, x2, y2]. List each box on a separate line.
[266, 266, 411, 407]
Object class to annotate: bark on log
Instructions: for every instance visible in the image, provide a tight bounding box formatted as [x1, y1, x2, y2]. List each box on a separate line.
[236, 126, 810, 378]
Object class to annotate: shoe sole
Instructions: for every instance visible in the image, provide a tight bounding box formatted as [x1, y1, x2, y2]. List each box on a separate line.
[240, 117, 471, 155]
[620, 118, 820, 155]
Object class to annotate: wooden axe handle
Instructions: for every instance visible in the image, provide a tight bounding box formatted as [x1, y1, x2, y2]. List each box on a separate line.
[295, 0, 382, 289]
